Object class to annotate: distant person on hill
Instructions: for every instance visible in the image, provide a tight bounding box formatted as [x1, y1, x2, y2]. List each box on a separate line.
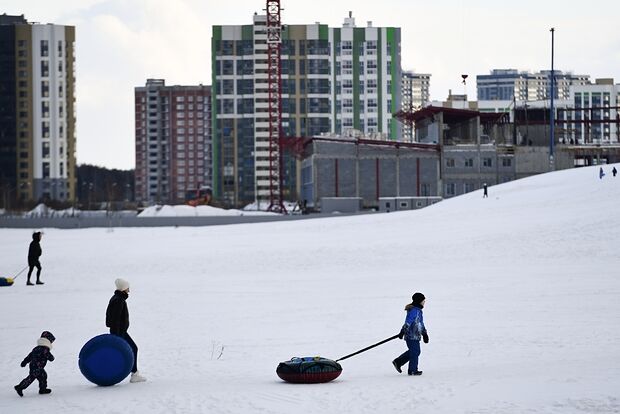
[483, 183, 488, 198]
[613, 167, 617, 177]
[106, 278, 146, 383]
[27, 231, 44, 285]
[599, 167, 605, 180]
[392, 292, 429, 376]
[14, 331, 55, 397]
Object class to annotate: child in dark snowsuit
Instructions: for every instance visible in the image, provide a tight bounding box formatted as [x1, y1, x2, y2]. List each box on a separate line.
[392, 292, 429, 376]
[15, 331, 56, 396]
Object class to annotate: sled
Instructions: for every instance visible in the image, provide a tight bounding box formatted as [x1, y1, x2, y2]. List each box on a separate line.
[276, 333, 399, 384]
[276, 357, 342, 383]
[0, 277, 14, 287]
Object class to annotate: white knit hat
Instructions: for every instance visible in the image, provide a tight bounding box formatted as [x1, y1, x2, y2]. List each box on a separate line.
[115, 278, 130, 291]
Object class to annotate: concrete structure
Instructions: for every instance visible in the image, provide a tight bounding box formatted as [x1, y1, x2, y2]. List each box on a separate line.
[320, 197, 363, 213]
[477, 69, 590, 102]
[378, 196, 441, 212]
[0, 14, 76, 206]
[569, 79, 620, 144]
[300, 137, 439, 209]
[211, 12, 401, 207]
[134, 79, 211, 205]
[401, 71, 431, 141]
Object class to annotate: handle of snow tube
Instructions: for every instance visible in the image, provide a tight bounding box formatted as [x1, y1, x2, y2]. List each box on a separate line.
[336, 333, 400, 362]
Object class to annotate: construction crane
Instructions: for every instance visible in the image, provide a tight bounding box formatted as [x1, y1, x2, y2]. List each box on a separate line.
[265, 0, 286, 213]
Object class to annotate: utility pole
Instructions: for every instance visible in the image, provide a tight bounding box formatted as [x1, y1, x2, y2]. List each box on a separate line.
[549, 27, 555, 170]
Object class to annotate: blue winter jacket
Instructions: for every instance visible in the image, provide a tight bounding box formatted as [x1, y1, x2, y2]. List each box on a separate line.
[402, 305, 427, 341]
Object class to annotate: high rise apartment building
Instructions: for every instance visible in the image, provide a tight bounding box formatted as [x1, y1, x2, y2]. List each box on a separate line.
[0, 14, 76, 205]
[134, 79, 212, 204]
[477, 69, 590, 101]
[401, 71, 430, 141]
[568, 79, 620, 144]
[212, 12, 401, 207]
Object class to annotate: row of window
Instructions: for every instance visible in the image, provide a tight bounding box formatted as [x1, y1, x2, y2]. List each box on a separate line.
[445, 157, 512, 168]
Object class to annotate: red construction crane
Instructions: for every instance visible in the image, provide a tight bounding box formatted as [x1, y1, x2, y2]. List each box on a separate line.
[265, 0, 286, 213]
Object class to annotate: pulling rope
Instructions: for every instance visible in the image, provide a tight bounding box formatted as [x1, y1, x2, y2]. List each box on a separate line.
[11, 265, 29, 281]
[336, 334, 400, 362]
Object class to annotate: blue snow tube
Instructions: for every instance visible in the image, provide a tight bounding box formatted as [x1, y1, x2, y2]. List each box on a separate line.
[78, 334, 134, 386]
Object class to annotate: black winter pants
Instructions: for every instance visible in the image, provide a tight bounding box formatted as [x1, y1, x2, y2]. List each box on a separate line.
[17, 368, 47, 391]
[27, 260, 41, 280]
[113, 332, 138, 373]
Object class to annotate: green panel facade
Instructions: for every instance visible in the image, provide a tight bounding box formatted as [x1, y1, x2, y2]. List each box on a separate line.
[211, 26, 221, 197]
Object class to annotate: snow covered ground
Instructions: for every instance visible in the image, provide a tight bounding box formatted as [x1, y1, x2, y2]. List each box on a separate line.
[1, 164, 619, 414]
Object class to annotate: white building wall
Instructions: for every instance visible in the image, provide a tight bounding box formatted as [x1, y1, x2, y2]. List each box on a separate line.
[31, 25, 69, 200]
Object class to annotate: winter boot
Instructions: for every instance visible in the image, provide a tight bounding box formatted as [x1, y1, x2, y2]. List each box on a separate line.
[130, 371, 146, 383]
[14, 386, 23, 397]
[39, 388, 52, 394]
[408, 370, 423, 376]
[27, 279, 34, 286]
[392, 360, 402, 373]
[36, 279, 44, 285]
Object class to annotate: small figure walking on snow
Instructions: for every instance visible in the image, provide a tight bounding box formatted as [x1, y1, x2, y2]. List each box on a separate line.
[14, 331, 55, 397]
[27, 231, 44, 285]
[106, 278, 147, 383]
[392, 292, 429, 376]
[612, 167, 617, 177]
[599, 167, 605, 180]
[483, 183, 488, 198]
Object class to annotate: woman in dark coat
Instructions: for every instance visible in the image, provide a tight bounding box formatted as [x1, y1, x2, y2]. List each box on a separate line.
[106, 278, 146, 383]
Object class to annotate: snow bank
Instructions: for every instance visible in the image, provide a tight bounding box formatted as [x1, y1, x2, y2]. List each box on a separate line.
[137, 204, 275, 217]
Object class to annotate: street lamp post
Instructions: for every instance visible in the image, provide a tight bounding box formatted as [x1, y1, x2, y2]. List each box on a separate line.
[549, 27, 555, 170]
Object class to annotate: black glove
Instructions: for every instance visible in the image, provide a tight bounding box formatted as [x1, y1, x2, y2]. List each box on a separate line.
[398, 326, 406, 339]
[20, 361, 26, 368]
[422, 332, 429, 344]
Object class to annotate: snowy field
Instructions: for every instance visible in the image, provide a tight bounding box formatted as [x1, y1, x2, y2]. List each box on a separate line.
[1, 164, 619, 414]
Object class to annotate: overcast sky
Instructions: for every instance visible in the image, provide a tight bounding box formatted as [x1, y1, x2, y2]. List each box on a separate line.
[6, 0, 620, 170]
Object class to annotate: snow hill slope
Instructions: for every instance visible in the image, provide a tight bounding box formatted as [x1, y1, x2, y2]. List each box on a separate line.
[1, 164, 619, 414]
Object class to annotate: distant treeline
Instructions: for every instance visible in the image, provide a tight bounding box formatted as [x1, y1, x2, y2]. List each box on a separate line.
[77, 164, 134, 209]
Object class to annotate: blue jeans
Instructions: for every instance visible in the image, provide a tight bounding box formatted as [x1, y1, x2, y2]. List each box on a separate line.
[394, 339, 421, 374]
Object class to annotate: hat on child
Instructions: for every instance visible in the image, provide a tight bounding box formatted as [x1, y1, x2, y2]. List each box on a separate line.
[115, 278, 130, 291]
[411, 292, 426, 305]
[40, 331, 55, 343]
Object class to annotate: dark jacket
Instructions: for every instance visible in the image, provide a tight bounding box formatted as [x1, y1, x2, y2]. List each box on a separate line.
[22, 332, 55, 371]
[106, 290, 129, 335]
[28, 234, 42, 263]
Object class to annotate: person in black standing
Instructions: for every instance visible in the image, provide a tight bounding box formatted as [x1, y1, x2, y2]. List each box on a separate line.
[613, 166, 617, 177]
[27, 232, 44, 285]
[483, 183, 488, 198]
[106, 278, 146, 383]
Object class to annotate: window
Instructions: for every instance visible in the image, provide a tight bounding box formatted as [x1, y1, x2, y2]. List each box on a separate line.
[42, 142, 50, 158]
[41, 60, 49, 77]
[40, 40, 49, 57]
[502, 158, 512, 167]
[446, 183, 456, 196]
[464, 182, 475, 193]
[464, 158, 473, 167]
[420, 184, 431, 196]
[446, 158, 455, 167]
[483, 158, 492, 167]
